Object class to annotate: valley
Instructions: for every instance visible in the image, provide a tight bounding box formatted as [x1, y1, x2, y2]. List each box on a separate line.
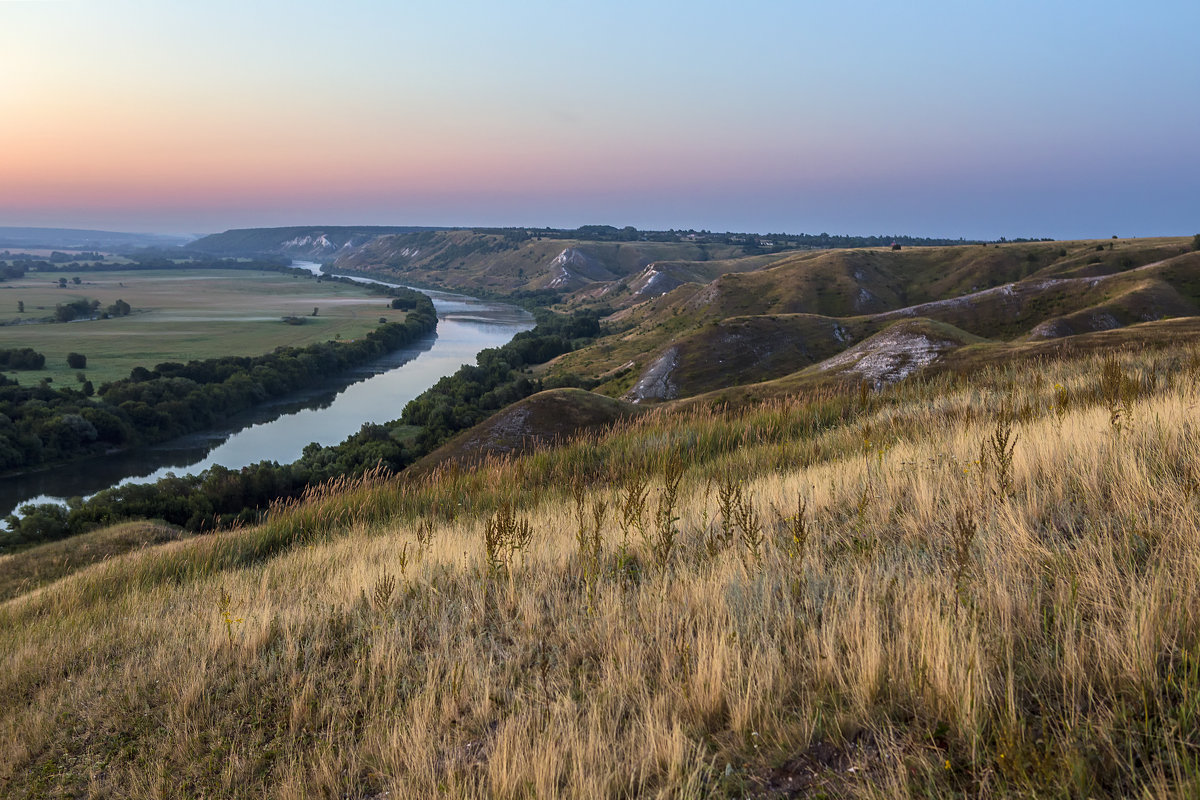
[2, 228, 1199, 798]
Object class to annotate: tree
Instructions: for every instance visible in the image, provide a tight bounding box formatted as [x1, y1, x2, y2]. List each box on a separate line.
[16, 301, 23, 313]
[71, 276, 81, 285]
[107, 299, 131, 317]
[67, 353, 87, 369]
[57, 277, 67, 288]
[1192, 233, 1200, 251]
[312, 307, 319, 316]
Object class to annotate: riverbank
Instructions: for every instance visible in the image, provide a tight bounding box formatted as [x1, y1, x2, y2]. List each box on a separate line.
[1, 279, 533, 534]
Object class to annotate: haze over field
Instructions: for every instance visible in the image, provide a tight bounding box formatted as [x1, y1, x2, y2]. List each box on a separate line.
[2, 0, 1197, 239]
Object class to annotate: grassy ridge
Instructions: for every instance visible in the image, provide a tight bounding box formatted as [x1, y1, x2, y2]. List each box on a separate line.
[2, 342, 1198, 797]
[334, 230, 755, 295]
[552, 238, 1200, 401]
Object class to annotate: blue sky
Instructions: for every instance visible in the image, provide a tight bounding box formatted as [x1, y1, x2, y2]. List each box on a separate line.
[1, 0, 1197, 238]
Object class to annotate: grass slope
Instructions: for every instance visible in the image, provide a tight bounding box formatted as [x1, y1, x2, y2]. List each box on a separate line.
[2, 343, 1199, 797]
[551, 239, 1200, 402]
[0, 521, 186, 602]
[413, 387, 641, 473]
[332, 231, 757, 295]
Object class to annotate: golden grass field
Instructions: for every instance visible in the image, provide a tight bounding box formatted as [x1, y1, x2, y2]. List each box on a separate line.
[1, 342, 1197, 797]
[0, 270, 408, 385]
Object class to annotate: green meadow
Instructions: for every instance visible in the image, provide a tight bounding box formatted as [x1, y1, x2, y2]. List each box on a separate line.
[0, 270, 409, 385]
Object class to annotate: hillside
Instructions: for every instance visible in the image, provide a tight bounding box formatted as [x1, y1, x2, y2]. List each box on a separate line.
[331, 230, 763, 296]
[2, 340, 1198, 797]
[549, 237, 1200, 401]
[0, 226, 193, 251]
[188, 226, 440, 258]
[3, 234, 1200, 797]
[413, 387, 641, 473]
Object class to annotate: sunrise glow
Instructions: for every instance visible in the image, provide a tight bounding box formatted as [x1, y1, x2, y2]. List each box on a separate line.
[2, 0, 1197, 238]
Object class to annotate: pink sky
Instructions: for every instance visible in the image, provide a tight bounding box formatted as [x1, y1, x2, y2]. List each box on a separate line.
[3, 1, 1197, 239]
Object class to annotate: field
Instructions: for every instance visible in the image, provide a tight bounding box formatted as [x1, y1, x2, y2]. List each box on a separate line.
[0, 270, 408, 385]
[2, 343, 1198, 797]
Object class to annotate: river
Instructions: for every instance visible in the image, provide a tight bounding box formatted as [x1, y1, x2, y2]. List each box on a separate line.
[0, 263, 533, 520]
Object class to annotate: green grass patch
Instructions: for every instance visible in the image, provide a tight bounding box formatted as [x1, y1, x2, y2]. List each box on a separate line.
[0, 270, 408, 384]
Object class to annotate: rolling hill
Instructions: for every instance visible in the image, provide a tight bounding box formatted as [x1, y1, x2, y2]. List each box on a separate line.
[546, 237, 1200, 402]
[3, 234, 1200, 798]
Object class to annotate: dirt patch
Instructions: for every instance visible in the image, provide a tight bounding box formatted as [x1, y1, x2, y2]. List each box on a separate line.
[624, 347, 678, 403]
[819, 327, 953, 385]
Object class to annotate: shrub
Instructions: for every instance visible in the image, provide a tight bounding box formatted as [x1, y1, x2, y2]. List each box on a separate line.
[0, 347, 46, 369]
[67, 352, 86, 369]
[1, 503, 70, 550]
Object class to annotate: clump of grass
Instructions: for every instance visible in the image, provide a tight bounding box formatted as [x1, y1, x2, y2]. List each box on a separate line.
[857, 379, 872, 414]
[707, 471, 741, 557]
[370, 572, 397, 611]
[946, 504, 976, 607]
[215, 585, 242, 645]
[734, 486, 764, 567]
[1052, 382, 1070, 423]
[482, 503, 532, 575]
[775, 493, 811, 562]
[572, 480, 606, 611]
[980, 413, 1018, 502]
[617, 471, 650, 573]
[1100, 354, 1132, 433]
[646, 457, 684, 575]
[414, 517, 435, 558]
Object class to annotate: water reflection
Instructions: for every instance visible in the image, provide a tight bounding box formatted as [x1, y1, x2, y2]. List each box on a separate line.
[0, 268, 533, 518]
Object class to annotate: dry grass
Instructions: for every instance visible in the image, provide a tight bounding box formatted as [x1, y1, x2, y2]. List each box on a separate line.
[0, 521, 186, 602]
[1, 346, 1199, 798]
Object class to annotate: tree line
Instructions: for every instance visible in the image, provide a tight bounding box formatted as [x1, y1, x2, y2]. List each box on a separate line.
[0, 287, 435, 476]
[2, 306, 604, 549]
[400, 308, 602, 448]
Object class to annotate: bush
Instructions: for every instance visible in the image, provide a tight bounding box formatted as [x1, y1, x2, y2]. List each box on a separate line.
[1, 503, 70, 550]
[0, 347, 46, 370]
[67, 353, 86, 369]
[1192, 233, 1200, 252]
[54, 298, 99, 322]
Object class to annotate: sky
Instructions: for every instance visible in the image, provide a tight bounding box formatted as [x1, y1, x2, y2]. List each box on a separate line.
[1, 0, 1198, 240]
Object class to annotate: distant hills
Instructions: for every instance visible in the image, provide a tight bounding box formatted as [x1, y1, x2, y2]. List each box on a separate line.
[186, 225, 986, 291]
[546, 236, 1200, 403]
[187, 226, 1200, 406]
[188, 226, 445, 258]
[0, 226, 194, 251]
